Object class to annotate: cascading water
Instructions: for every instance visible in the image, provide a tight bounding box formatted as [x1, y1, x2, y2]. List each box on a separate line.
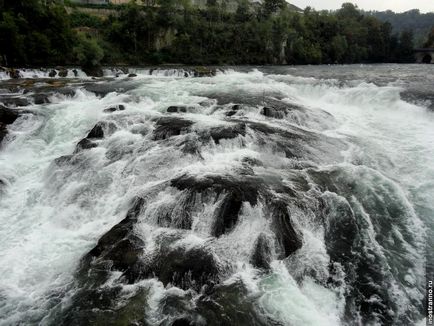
[0, 65, 432, 326]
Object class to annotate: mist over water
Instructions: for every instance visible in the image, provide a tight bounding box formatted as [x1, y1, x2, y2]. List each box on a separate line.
[0, 65, 432, 326]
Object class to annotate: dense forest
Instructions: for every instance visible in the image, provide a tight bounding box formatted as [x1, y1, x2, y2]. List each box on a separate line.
[0, 0, 433, 72]
[368, 9, 434, 46]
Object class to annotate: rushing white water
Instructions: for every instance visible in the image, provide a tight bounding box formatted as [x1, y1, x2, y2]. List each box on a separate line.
[0, 65, 432, 326]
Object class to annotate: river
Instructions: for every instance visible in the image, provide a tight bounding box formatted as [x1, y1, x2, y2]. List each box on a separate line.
[0, 64, 432, 325]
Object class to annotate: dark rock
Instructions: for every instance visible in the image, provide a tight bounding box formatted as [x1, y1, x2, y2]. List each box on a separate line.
[72, 69, 78, 77]
[206, 123, 246, 144]
[25, 86, 76, 98]
[84, 81, 137, 97]
[125, 196, 147, 220]
[171, 174, 264, 237]
[211, 193, 242, 237]
[128, 73, 137, 78]
[8, 69, 20, 79]
[0, 123, 7, 144]
[83, 66, 104, 77]
[270, 201, 302, 258]
[154, 245, 220, 291]
[87, 124, 104, 139]
[171, 174, 262, 207]
[0, 96, 30, 107]
[58, 69, 68, 78]
[250, 233, 273, 269]
[0, 105, 19, 124]
[152, 117, 194, 140]
[83, 215, 145, 284]
[32, 93, 50, 105]
[48, 70, 57, 78]
[177, 136, 202, 157]
[53, 155, 73, 166]
[192, 67, 216, 77]
[172, 317, 197, 326]
[226, 110, 237, 117]
[75, 138, 98, 152]
[199, 99, 215, 107]
[51, 286, 151, 326]
[167, 106, 188, 113]
[225, 104, 244, 117]
[241, 156, 263, 167]
[196, 280, 276, 326]
[103, 104, 125, 113]
[260, 106, 287, 119]
[86, 121, 117, 139]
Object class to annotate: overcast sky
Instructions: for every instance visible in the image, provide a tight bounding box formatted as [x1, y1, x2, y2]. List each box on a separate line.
[290, 0, 434, 13]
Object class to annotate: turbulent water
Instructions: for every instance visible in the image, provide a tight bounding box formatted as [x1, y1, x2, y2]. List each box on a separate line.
[0, 65, 433, 326]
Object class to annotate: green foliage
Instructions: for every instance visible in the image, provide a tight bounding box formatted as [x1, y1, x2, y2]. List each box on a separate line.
[73, 33, 104, 68]
[0, 0, 74, 66]
[425, 28, 434, 47]
[368, 9, 434, 47]
[70, 11, 103, 28]
[0, 0, 422, 67]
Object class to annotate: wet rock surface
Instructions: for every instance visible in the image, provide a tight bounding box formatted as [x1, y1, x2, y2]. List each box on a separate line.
[0, 66, 425, 326]
[153, 117, 194, 140]
[103, 104, 125, 113]
[250, 233, 273, 269]
[0, 105, 19, 125]
[0, 105, 19, 145]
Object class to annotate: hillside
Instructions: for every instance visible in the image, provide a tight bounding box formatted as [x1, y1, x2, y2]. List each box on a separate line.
[367, 9, 434, 46]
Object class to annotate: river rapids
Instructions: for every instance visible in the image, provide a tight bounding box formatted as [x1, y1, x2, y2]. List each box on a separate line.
[0, 65, 433, 326]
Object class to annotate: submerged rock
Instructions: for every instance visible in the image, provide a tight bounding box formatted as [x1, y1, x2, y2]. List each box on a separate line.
[74, 121, 117, 152]
[152, 116, 194, 140]
[153, 244, 221, 291]
[270, 201, 302, 258]
[206, 123, 246, 144]
[0, 123, 7, 144]
[79, 198, 147, 285]
[192, 67, 216, 77]
[260, 106, 287, 119]
[250, 233, 273, 269]
[75, 138, 98, 152]
[87, 124, 104, 139]
[226, 104, 242, 117]
[0, 106, 19, 145]
[171, 317, 197, 326]
[58, 69, 68, 78]
[128, 73, 137, 78]
[86, 121, 117, 139]
[8, 68, 21, 79]
[103, 104, 125, 113]
[195, 280, 276, 326]
[32, 93, 50, 105]
[211, 193, 243, 237]
[171, 174, 262, 207]
[171, 173, 264, 237]
[0, 105, 19, 125]
[0, 96, 30, 107]
[83, 66, 103, 77]
[167, 106, 188, 113]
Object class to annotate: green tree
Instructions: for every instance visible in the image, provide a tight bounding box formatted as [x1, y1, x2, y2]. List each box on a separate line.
[424, 27, 434, 47]
[73, 33, 104, 68]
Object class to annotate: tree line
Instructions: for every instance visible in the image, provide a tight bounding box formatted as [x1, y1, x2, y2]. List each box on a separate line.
[0, 0, 432, 69]
[367, 9, 434, 47]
